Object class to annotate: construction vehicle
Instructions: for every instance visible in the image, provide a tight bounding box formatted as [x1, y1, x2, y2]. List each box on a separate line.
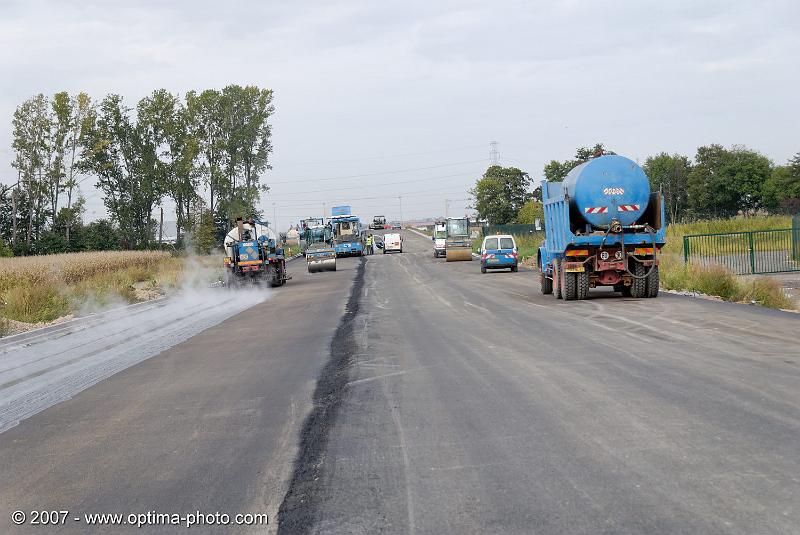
[432, 221, 447, 258]
[223, 217, 289, 287]
[305, 223, 337, 273]
[538, 154, 666, 300]
[299, 217, 324, 254]
[370, 215, 387, 230]
[445, 217, 473, 261]
[330, 206, 365, 257]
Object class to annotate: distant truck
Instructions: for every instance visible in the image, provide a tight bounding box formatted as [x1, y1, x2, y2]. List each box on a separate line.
[538, 154, 666, 300]
[432, 221, 447, 258]
[370, 215, 387, 230]
[330, 214, 364, 257]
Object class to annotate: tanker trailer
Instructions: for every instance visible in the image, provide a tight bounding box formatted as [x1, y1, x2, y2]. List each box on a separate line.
[223, 218, 289, 287]
[537, 154, 666, 300]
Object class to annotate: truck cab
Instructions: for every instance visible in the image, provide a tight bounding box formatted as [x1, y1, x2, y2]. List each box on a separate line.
[331, 215, 365, 257]
[370, 215, 387, 230]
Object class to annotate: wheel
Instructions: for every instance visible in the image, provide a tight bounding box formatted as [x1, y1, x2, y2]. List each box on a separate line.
[554, 260, 563, 299]
[630, 261, 647, 298]
[615, 283, 632, 297]
[382, 249, 386, 254]
[646, 265, 660, 298]
[576, 271, 589, 300]
[540, 271, 553, 295]
[481, 266, 487, 273]
[563, 271, 578, 300]
[511, 264, 518, 272]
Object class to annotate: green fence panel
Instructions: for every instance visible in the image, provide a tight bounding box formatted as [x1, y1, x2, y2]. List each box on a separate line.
[684, 228, 800, 275]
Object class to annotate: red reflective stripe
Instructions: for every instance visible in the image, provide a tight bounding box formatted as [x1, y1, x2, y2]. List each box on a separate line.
[584, 206, 608, 214]
[617, 204, 640, 212]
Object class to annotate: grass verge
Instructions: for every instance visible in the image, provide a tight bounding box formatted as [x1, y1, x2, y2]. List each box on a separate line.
[659, 254, 792, 310]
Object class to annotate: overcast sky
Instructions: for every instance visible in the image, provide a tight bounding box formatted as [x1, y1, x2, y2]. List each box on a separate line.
[1, 0, 798, 229]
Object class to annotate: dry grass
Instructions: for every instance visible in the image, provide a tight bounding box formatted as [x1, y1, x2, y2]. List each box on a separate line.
[0, 251, 205, 325]
[659, 253, 792, 310]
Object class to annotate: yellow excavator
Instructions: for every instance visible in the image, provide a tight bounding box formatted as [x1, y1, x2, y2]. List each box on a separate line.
[445, 217, 473, 261]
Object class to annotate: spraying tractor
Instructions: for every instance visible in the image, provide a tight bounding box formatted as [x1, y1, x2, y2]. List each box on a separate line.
[223, 218, 289, 287]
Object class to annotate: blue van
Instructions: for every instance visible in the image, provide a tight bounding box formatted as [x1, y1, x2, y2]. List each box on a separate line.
[480, 235, 519, 273]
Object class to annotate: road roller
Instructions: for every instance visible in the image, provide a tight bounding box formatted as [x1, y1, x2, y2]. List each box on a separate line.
[304, 224, 337, 273]
[445, 217, 473, 261]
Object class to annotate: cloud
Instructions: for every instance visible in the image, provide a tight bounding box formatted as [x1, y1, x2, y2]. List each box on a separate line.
[1, 0, 798, 223]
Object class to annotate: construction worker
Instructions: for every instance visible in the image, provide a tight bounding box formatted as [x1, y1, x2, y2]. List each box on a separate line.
[366, 233, 374, 255]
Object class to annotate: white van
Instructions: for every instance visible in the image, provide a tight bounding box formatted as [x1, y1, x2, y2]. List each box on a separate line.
[432, 223, 447, 257]
[383, 233, 403, 253]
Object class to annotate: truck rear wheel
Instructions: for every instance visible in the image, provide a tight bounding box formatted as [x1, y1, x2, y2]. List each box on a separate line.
[540, 271, 553, 294]
[576, 271, 589, 300]
[646, 266, 660, 297]
[563, 271, 578, 300]
[630, 262, 647, 298]
[553, 260, 563, 299]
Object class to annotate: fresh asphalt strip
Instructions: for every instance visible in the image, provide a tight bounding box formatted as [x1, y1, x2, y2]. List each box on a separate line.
[276, 256, 366, 534]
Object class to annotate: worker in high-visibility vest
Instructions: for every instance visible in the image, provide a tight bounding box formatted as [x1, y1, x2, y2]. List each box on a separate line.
[366, 233, 374, 255]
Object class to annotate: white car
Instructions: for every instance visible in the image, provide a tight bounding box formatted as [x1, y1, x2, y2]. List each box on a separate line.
[383, 233, 403, 253]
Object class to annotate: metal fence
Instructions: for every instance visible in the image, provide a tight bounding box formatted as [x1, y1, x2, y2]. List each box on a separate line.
[683, 220, 800, 275]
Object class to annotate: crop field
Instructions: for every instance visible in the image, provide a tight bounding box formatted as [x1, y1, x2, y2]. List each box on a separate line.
[0, 251, 222, 329]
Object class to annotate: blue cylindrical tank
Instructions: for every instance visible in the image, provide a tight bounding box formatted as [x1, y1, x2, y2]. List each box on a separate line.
[562, 155, 650, 228]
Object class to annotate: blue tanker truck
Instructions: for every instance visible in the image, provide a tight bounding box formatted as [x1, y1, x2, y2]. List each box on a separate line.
[538, 154, 666, 300]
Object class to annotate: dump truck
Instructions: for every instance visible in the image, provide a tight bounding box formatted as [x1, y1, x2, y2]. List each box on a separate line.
[538, 154, 666, 300]
[370, 215, 387, 230]
[223, 218, 289, 287]
[304, 223, 337, 273]
[330, 213, 365, 257]
[445, 217, 473, 261]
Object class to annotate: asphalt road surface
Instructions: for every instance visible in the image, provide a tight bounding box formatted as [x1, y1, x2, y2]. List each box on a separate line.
[2, 230, 799, 534]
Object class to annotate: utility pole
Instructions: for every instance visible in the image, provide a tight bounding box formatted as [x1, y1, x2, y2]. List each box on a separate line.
[158, 207, 164, 246]
[11, 187, 17, 247]
[489, 141, 499, 165]
[445, 198, 449, 218]
[398, 196, 403, 228]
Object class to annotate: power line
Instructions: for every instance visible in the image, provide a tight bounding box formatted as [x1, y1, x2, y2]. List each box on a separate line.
[267, 171, 476, 196]
[267, 158, 488, 185]
[275, 144, 487, 167]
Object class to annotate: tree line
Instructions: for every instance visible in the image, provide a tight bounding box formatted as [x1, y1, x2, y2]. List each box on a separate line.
[1, 86, 273, 256]
[471, 143, 800, 225]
